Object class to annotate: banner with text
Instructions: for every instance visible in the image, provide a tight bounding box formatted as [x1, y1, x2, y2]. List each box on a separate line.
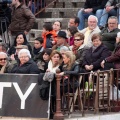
[0, 74, 49, 119]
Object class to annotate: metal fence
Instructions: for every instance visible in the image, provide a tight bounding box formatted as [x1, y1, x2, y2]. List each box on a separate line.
[54, 69, 120, 119]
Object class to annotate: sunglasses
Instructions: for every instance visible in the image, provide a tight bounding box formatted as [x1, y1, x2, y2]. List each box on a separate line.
[0, 58, 7, 61]
[74, 39, 83, 41]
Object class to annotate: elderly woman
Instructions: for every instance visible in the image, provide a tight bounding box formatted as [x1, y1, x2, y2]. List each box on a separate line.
[0, 52, 13, 73]
[101, 32, 120, 70]
[11, 49, 39, 74]
[69, 32, 88, 67]
[82, 33, 111, 72]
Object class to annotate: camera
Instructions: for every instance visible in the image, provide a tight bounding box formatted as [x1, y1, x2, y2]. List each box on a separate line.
[0, 0, 12, 4]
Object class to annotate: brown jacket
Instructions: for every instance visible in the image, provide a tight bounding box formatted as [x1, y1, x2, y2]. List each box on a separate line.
[9, 4, 35, 35]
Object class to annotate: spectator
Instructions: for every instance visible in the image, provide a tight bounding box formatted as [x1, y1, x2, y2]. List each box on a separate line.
[69, 32, 88, 67]
[60, 46, 70, 57]
[80, 15, 101, 47]
[8, 0, 35, 46]
[42, 22, 57, 48]
[100, 16, 120, 51]
[52, 21, 62, 34]
[82, 33, 111, 72]
[10, 45, 28, 63]
[10, 49, 39, 74]
[68, 17, 80, 28]
[77, 0, 108, 30]
[59, 51, 79, 93]
[99, 0, 119, 29]
[33, 37, 44, 62]
[8, 32, 32, 56]
[52, 31, 69, 51]
[0, 3, 11, 43]
[101, 32, 120, 69]
[0, 52, 13, 73]
[67, 26, 78, 46]
[37, 48, 52, 73]
[0, 43, 8, 53]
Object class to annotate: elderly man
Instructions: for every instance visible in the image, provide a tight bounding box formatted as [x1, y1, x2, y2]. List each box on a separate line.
[80, 15, 101, 48]
[101, 16, 120, 51]
[52, 31, 69, 51]
[77, 0, 108, 30]
[99, 0, 120, 29]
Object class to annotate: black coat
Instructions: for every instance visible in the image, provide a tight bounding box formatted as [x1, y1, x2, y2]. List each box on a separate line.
[84, 0, 108, 13]
[82, 43, 111, 71]
[11, 59, 39, 74]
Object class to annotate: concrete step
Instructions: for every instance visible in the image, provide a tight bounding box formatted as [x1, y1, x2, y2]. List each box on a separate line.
[45, 8, 80, 18]
[35, 18, 69, 29]
[29, 29, 42, 41]
[47, 0, 85, 8]
[58, 0, 85, 8]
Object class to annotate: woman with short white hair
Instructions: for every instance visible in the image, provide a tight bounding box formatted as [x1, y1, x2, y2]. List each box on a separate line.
[0, 52, 13, 73]
[11, 49, 39, 74]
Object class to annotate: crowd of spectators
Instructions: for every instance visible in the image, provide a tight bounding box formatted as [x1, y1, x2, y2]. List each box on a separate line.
[0, 0, 120, 118]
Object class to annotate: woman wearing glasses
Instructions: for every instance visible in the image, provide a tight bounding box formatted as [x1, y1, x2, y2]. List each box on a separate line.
[10, 49, 39, 74]
[0, 52, 13, 73]
[69, 32, 88, 67]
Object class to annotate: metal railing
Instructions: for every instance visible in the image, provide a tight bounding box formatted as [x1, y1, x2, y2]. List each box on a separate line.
[54, 69, 120, 119]
[23, 0, 58, 17]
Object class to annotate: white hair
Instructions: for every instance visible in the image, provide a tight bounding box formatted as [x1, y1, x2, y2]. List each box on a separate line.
[18, 49, 31, 58]
[60, 46, 69, 52]
[0, 52, 7, 58]
[88, 15, 98, 23]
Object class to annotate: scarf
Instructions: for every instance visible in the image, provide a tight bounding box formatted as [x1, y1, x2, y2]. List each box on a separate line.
[72, 45, 80, 54]
[42, 30, 57, 48]
[92, 46, 97, 52]
[33, 47, 43, 55]
[48, 60, 60, 73]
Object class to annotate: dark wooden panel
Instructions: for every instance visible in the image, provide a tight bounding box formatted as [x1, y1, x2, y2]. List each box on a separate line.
[0, 74, 48, 119]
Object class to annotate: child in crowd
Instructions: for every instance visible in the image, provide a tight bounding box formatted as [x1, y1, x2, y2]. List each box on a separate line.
[42, 22, 57, 48]
[37, 48, 52, 73]
[33, 37, 44, 62]
[67, 26, 78, 46]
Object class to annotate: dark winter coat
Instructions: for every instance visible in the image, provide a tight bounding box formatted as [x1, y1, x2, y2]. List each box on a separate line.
[11, 59, 39, 74]
[82, 43, 111, 71]
[59, 62, 80, 92]
[106, 42, 120, 69]
[100, 28, 120, 51]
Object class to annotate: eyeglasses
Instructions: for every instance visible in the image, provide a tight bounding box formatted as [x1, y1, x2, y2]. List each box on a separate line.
[19, 56, 29, 59]
[0, 58, 7, 61]
[74, 39, 83, 41]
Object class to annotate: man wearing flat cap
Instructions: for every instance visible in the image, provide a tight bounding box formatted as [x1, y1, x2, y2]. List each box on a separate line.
[52, 31, 69, 51]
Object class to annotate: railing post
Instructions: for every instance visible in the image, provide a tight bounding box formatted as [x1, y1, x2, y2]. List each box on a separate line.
[53, 69, 64, 120]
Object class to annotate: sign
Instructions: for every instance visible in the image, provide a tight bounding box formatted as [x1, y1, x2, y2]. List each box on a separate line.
[0, 74, 49, 119]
